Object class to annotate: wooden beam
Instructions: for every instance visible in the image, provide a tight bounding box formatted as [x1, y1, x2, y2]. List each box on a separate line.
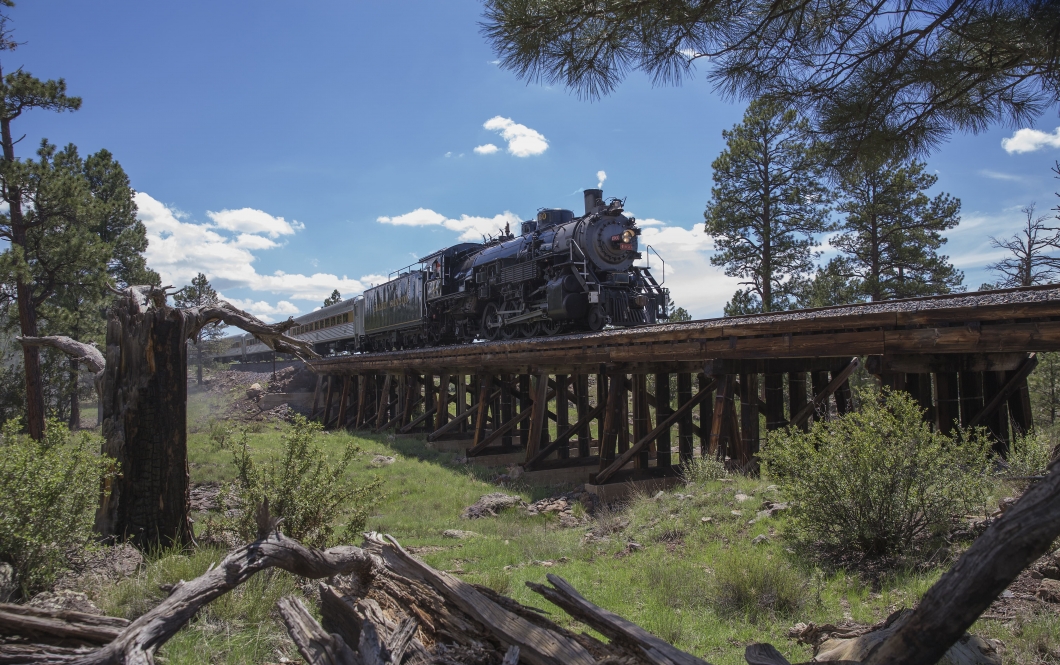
[789, 358, 860, 429]
[594, 379, 717, 484]
[524, 402, 606, 469]
[354, 374, 368, 428]
[525, 372, 550, 459]
[427, 387, 503, 442]
[655, 372, 672, 469]
[472, 375, 493, 450]
[334, 376, 351, 430]
[708, 375, 734, 456]
[575, 374, 591, 457]
[969, 354, 1037, 432]
[677, 373, 693, 464]
[398, 404, 438, 434]
[598, 373, 626, 465]
[435, 373, 450, 431]
[959, 370, 985, 429]
[310, 374, 323, 420]
[740, 372, 760, 458]
[935, 371, 960, 435]
[697, 373, 712, 455]
[763, 373, 785, 430]
[555, 374, 570, 459]
[373, 374, 392, 429]
[322, 376, 336, 427]
[788, 371, 808, 432]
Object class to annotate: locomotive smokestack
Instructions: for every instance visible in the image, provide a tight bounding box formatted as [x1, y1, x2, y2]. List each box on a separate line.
[583, 188, 602, 215]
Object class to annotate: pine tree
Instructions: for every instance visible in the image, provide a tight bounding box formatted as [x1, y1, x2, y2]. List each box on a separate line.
[704, 99, 831, 314]
[832, 158, 963, 301]
[323, 289, 342, 307]
[798, 258, 862, 308]
[173, 273, 222, 385]
[0, 33, 84, 438]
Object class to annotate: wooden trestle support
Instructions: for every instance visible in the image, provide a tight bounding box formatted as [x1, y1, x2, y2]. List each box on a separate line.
[306, 287, 1060, 484]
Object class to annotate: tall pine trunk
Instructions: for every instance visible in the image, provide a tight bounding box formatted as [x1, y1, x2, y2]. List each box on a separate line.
[3, 117, 47, 440]
[96, 290, 193, 547]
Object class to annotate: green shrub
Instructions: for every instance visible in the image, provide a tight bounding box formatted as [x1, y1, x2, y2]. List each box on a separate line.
[219, 416, 380, 548]
[711, 550, 808, 621]
[1007, 431, 1055, 477]
[0, 419, 111, 596]
[763, 388, 992, 559]
[682, 454, 727, 484]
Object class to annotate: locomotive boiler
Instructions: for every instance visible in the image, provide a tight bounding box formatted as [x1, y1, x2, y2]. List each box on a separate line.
[361, 188, 668, 351]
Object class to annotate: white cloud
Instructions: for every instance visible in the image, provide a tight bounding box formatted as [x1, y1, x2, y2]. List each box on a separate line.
[632, 220, 739, 317]
[206, 207, 303, 238]
[138, 192, 374, 308]
[597, 170, 607, 188]
[482, 116, 548, 157]
[377, 208, 522, 241]
[978, 169, 1022, 181]
[1001, 127, 1060, 154]
[474, 143, 499, 155]
[221, 296, 300, 323]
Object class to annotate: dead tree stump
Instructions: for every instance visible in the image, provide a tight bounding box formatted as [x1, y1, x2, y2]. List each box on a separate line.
[95, 288, 193, 547]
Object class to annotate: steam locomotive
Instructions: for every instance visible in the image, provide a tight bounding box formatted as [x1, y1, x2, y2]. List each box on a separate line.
[216, 189, 668, 360]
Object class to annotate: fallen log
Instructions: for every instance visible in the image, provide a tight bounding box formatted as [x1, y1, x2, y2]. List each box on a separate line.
[0, 604, 128, 647]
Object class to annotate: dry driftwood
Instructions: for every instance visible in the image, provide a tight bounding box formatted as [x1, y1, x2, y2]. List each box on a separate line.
[68, 528, 374, 665]
[0, 603, 128, 647]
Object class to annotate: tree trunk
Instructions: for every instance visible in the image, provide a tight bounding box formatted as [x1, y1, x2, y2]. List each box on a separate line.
[96, 290, 193, 548]
[69, 358, 81, 431]
[2, 107, 47, 441]
[196, 343, 203, 386]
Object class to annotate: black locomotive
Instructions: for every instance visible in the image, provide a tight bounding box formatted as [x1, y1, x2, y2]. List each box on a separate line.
[355, 188, 667, 351]
[215, 188, 669, 360]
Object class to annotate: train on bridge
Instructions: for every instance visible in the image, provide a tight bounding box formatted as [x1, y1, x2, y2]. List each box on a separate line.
[216, 188, 669, 362]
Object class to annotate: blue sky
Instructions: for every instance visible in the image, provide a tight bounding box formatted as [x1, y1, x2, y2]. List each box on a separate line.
[8, 1, 1059, 320]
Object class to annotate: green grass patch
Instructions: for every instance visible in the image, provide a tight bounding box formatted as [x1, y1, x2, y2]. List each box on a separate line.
[73, 387, 1049, 665]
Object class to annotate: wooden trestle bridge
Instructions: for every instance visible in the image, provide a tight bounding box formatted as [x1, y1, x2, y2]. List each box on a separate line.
[306, 285, 1060, 485]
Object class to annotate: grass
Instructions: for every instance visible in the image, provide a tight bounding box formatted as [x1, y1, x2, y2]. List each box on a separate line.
[69, 383, 1058, 665]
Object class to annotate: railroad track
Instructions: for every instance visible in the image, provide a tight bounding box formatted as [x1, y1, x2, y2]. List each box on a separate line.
[310, 284, 1060, 375]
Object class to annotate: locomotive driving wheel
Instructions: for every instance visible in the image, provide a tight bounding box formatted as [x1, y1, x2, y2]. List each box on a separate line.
[540, 318, 561, 336]
[481, 303, 503, 340]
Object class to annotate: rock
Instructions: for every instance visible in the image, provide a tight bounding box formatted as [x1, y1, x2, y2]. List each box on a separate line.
[462, 493, 526, 519]
[734, 493, 752, 502]
[700, 516, 713, 523]
[370, 455, 396, 467]
[652, 491, 665, 500]
[730, 510, 743, 516]
[752, 534, 770, 546]
[246, 383, 264, 399]
[28, 590, 103, 616]
[0, 563, 15, 603]
[1040, 564, 1060, 580]
[442, 529, 479, 539]
[1037, 578, 1060, 603]
[756, 502, 790, 520]
[814, 609, 1000, 665]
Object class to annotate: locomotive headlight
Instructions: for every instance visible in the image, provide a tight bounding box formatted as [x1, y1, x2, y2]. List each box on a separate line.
[621, 229, 635, 244]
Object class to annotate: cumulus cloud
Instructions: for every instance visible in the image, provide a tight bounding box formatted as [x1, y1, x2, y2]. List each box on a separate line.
[483, 116, 548, 157]
[474, 143, 499, 155]
[597, 170, 607, 188]
[221, 296, 300, 323]
[632, 219, 739, 317]
[377, 208, 522, 241]
[138, 192, 374, 308]
[1001, 127, 1060, 154]
[206, 207, 303, 237]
